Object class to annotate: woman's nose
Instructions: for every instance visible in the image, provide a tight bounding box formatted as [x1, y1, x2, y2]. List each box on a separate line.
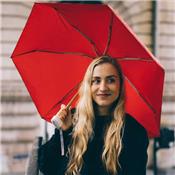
[99, 81, 108, 91]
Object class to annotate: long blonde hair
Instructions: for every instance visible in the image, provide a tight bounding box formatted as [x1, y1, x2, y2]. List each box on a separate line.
[66, 56, 125, 175]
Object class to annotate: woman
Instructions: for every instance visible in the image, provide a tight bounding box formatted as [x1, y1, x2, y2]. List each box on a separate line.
[38, 56, 149, 175]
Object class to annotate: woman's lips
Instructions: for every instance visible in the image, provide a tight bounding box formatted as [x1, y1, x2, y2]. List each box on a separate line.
[97, 93, 111, 97]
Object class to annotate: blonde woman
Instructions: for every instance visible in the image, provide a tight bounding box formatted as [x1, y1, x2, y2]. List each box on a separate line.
[38, 56, 149, 175]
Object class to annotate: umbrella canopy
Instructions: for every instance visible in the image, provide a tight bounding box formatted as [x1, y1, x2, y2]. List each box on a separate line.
[11, 2, 165, 137]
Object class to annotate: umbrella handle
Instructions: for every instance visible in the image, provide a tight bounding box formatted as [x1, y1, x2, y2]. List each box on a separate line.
[51, 92, 78, 157]
[51, 92, 78, 128]
[66, 92, 79, 109]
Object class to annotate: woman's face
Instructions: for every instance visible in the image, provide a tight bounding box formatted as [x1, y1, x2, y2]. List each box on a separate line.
[91, 63, 120, 112]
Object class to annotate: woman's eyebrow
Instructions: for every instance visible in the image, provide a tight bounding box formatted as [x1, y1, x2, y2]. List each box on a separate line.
[106, 75, 118, 78]
[92, 76, 101, 79]
[92, 75, 118, 79]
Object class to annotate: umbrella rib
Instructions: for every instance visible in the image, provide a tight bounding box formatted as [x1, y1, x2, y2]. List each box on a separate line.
[116, 57, 154, 62]
[72, 27, 100, 56]
[124, 75, 156, 114]
[13, 50, 95, 59]
[53, 8, 101, 57]
[46, 82, 81, 116]
[103, 12, 113, 55]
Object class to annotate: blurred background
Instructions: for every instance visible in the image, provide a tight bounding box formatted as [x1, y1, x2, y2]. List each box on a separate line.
[0, 0, 175, 175]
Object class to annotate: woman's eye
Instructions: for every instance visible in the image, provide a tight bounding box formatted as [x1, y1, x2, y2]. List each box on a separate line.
[92, 79, 100, 84]
[107, 78, 116, 83]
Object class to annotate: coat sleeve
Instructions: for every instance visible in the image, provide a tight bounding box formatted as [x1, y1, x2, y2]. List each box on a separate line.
[38, 128, 72, 175]
[119, 115, 149, 175]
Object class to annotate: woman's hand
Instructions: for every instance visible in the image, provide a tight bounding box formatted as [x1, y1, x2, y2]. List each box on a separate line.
[51, 104, 72, 131]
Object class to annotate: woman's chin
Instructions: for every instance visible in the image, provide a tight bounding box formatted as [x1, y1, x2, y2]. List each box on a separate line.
[96, 102, 111, 108]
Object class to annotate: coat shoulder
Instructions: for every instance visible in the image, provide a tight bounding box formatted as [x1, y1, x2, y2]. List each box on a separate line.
[124, 113, 147, 133]
[123, 113, 149, 143]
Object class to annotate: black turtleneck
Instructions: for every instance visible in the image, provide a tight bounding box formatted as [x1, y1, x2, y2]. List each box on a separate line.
[38, 113, 149, 175]
[82, 115, 112, 175]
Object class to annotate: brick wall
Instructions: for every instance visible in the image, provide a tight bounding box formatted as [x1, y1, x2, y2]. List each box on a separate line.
[0, 2, 43, 174]
[155, 1, 175, 169]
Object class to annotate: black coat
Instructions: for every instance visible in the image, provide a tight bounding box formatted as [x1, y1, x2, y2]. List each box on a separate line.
[38, 113, 149, 175]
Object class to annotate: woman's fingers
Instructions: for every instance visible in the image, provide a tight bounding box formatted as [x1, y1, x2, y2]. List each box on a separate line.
[57, 104, 67, 119]
[61, 104, 66, 109]
[59, 110, 67, 120]
[57, 104, 72, 121]
[51, 104, 72, 130]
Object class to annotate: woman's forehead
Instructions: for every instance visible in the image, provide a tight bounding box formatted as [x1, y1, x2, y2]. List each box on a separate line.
[92, 63, 118, 77]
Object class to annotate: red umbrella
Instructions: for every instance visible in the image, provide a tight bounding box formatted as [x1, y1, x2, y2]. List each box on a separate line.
[11, 2, 164, 138]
